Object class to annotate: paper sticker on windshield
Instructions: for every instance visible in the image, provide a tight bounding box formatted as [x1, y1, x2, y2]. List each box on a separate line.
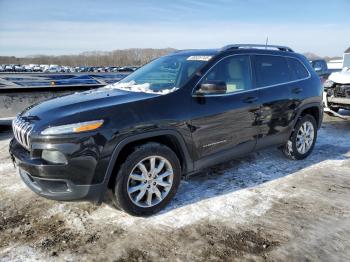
[187, 56, 212, 61]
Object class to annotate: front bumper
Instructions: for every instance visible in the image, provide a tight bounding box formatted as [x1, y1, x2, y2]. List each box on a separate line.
[327, 96, 350, 106]
[9, 138, 107, 203]
[324, 84, 350, 110]
[17, 167, 104, 202]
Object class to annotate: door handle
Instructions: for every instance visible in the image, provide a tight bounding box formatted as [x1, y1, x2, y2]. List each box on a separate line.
[292, 87, 303, 94]
[242, 96, 258, 103]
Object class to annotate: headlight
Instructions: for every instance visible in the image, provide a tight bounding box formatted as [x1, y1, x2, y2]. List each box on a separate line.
[323, 80, 334, 88]
[41, 120, 104, 135]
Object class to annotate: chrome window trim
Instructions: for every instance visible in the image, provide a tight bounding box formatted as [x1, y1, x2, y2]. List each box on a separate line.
[192, 53, 311, 98]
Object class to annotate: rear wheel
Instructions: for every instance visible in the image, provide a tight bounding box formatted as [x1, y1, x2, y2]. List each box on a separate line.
[283, 115, 317, 160]
[112, 142, 181, 216]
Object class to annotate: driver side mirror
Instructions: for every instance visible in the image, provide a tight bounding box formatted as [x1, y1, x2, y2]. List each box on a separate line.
[195, 80, 227, 95]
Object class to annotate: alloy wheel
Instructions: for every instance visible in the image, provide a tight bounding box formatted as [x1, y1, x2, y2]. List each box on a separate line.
[296, 121, 315, 154]
[127, 156, 174, 208]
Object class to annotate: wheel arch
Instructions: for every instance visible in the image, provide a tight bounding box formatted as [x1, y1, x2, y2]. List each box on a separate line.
[294, 103, 323, 130]
[96, 130, 193, 203]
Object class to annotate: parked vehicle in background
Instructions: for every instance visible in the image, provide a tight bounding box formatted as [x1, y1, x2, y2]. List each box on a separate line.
[118, 66, 134, 72]
[110, 66, 120, 72]
[310, 59, 330, 81]
[0, 64, 141, 74]
[4, 65, 14, 72]
[40, 65, 49, 71]
[0, 65, 4, 72]
[61, 66, 72, 73]
[33, 65, 42, 72]
[10, 44, 323, 216]
[324, 67, 350, 113]
[23, 65, 33, 72]
[96, 67, 105, 72]
[14, 65, 25, 72]
[28, 64, 37, 71]
[78, 66, 87, 72]
[46, 65, 61, 73]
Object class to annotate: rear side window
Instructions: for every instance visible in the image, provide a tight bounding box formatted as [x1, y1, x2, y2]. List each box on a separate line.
[288, 58, 309, 80]
[254, 55, 291, 87]
[312, 60, 327, 71]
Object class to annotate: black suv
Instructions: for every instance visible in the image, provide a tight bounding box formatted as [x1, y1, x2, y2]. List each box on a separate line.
[9, 44, 323, 216]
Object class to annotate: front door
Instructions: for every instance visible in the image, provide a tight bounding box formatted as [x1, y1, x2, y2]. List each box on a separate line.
[190, 55, 260, 169]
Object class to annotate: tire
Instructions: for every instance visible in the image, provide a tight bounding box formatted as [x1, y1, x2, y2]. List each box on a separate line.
[112, 142, 181, 216]
[283, 114, 317, 160]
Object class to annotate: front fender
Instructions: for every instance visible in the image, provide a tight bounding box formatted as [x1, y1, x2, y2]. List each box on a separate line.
[96, 129, 193, 203]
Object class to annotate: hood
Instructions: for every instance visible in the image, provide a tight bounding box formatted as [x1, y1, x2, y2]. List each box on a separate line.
[329, 68, 350, 84]
[21, 87, 157, 120]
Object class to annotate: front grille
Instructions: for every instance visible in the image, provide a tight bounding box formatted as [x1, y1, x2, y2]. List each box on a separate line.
[334, 84, 350, 98]
[12, 116, 34, 150]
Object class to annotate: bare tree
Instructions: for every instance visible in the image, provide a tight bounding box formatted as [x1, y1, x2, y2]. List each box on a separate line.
[0, 48, 176, 67]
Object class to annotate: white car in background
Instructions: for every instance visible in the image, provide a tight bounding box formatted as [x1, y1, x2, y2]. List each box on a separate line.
[324, 67, 350, 116]
[4, 65, 14, 72]
[33, 65, 42, 72]
[14, 65, 25, 72]
[46, 65, 61, 73]
[40, 64, 49, 72]
[23, 65, 33, 72]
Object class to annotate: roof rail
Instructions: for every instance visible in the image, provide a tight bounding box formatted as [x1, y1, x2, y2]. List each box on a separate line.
[221, 44, 294, 52]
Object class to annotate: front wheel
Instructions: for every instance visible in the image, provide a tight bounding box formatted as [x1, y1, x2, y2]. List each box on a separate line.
[112, 143, 181, 216]
[283, 115, 317, 160]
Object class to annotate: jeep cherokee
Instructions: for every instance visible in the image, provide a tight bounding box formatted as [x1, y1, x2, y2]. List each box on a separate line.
[9, 44, 323, 216]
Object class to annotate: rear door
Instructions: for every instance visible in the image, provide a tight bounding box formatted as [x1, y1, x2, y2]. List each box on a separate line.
[287, 57, 312, 103]
[253, 54, 297, 149]
[190, 55, 260, 169]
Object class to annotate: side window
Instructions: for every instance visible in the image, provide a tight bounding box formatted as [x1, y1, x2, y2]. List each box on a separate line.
[312, 60, 328, 74]
[312, 61, 320, 71]
[254, 55, 291, 87]
[202, 55, 252, 94]
[288, 58, 309, 80]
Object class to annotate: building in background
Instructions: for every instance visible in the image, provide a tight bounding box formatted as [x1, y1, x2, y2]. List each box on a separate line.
[327, 47, 350, 71]
[343, 47, 350, 68]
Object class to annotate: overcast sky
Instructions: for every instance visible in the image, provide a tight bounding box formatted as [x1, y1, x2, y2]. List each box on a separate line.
[0, 0, 349, 57]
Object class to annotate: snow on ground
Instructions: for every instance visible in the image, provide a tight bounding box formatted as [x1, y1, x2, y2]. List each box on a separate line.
[88, 118, 350, 229]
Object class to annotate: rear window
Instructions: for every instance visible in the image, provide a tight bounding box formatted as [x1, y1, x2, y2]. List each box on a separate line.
[254, 55, 291, 87]
[288, 58, 309, 80]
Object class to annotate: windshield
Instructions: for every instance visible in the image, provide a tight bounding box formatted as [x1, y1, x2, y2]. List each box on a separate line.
[106, 54, 212, 94]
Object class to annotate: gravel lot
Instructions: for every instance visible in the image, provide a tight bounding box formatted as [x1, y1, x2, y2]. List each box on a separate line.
[0, 113, 349, 261]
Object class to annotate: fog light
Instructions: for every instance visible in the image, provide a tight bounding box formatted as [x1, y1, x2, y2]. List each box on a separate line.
[42, 150, 67, 164]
